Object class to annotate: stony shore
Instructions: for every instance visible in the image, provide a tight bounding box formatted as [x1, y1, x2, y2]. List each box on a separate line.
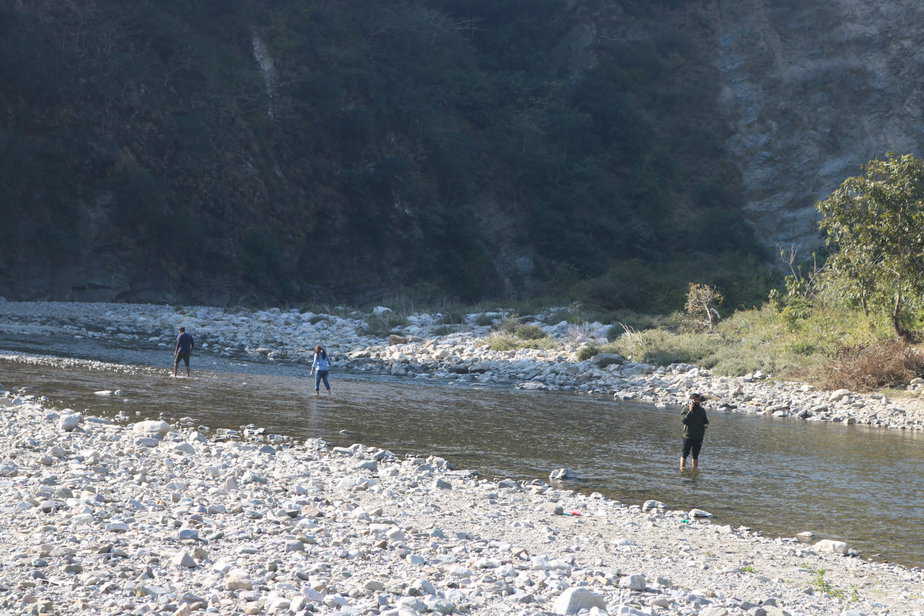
[0, 387, 921, 616]
[1, 301, 922, 432]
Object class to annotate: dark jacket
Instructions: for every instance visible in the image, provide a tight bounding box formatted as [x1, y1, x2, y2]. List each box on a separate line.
[681, 402, 709, 440]
[175, 332, 194, 354]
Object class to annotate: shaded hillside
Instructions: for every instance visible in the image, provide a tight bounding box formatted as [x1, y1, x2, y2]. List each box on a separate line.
[1, 1, 764, 308]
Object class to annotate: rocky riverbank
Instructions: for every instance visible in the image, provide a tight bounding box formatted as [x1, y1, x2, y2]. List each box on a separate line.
[0, 301, 923, 432]
[0, 387, 921, 616]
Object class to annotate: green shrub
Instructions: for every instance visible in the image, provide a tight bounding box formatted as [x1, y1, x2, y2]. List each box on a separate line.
[309, 315, 329, 325]
[483, 334, 519, 351]
[576, 345, 600, 361]
[432, 325, 455, 336]
[481, 333, 559, 351]
[612, 329, 714, 366]
[497, 318, 520, 334]
[495, 318, 547, 340]
[438, 311, 466, 325]
[514, 324, 546, 340]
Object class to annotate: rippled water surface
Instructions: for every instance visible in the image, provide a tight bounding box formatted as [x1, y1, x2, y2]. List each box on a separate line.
[1, 333, 922, 567]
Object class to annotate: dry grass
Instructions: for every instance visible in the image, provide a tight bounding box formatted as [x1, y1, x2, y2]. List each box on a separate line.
[818, 340, 924, 391]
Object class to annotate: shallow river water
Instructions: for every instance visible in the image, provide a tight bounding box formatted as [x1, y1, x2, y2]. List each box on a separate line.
[1, 334, 922, 568]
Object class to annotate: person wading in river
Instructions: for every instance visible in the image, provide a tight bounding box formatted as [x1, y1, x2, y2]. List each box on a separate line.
[680, 392, 709, 471]
[310, 345, 332, 395]
[173, 327, 195, 377]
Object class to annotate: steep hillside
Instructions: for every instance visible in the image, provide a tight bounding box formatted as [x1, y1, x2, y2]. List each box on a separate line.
[713, 0, 924, 249]
[7, 1, 910, 308]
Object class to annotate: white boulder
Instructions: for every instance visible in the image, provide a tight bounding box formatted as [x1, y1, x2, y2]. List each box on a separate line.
[553, 587, 607, 615]
[59, 413, 83, 432]
[132, 420, 172, 437]
[813, 539, 848, 555]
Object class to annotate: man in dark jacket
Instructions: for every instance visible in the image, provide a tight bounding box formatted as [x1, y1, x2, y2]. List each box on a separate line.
[173, 327, 195, 377]
[680, 392, 709, 471]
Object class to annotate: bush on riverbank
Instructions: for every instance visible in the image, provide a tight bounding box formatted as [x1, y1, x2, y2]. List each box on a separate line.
[818, 340, 924, 391]
[612, 303, 897, 379]
[481, 333, 559, 352]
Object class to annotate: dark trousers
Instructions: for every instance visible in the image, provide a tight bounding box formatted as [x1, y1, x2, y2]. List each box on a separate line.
[315, 370, 330, 392]
[174, 352, 190, 369]
[682, 438, 703, 459]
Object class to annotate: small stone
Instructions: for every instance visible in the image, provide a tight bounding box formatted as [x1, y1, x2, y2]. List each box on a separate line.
[546, 503, 565, 515]
[177, 528, 199, 541]
[225, 568, 253, 591]
[621, 574, 646, 591]
[364, 580, 385, 592]
[174, 551, 196, 568]
[410, 579, 436, 596]
[549, 468, 575, 481]
[689, 508, 713, 518]
[642, 500, 664, 512]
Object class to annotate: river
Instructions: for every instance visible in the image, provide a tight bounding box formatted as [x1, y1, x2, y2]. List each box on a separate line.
[1, 333, 922, 568]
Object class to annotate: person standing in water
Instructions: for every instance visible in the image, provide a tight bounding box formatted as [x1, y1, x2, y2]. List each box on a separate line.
[680, 392, 709, 471]
[173, 327, 195, 377]
[311, 345, 332, 395]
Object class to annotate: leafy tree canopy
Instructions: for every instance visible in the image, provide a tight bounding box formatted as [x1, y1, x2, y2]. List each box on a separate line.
[817, 153, 924, 339]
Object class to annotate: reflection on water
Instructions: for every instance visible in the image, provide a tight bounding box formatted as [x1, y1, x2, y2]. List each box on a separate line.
[1, 336, 923, 568]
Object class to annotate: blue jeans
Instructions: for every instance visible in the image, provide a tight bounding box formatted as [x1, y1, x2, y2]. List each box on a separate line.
[315, 370, 331, 392]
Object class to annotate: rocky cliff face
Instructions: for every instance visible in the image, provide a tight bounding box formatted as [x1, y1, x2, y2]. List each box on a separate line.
[712, 0, 924, 251]
[2, 1, 920, 304]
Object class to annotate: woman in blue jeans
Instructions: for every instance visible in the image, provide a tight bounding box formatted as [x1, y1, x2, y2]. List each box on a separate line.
[311, 345, 332, 395]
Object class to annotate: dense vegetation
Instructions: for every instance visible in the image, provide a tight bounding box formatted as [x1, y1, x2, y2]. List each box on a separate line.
[608, 154, 924, 390]
[1, 1, 768, 308]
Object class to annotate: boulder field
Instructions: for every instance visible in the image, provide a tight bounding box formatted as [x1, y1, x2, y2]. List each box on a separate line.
[0, 390, 921, 616]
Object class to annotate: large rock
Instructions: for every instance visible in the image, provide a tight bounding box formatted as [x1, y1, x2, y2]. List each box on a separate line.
[593, 353, 625, 368]
[132, 420, 172, 437]
[813, 539, 848, 555]
[59, 413, 83, 432]
[552, 587, 607, 615]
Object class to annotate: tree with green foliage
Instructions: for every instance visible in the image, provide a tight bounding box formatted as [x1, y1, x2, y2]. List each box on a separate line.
[817, 153, 924, 340]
